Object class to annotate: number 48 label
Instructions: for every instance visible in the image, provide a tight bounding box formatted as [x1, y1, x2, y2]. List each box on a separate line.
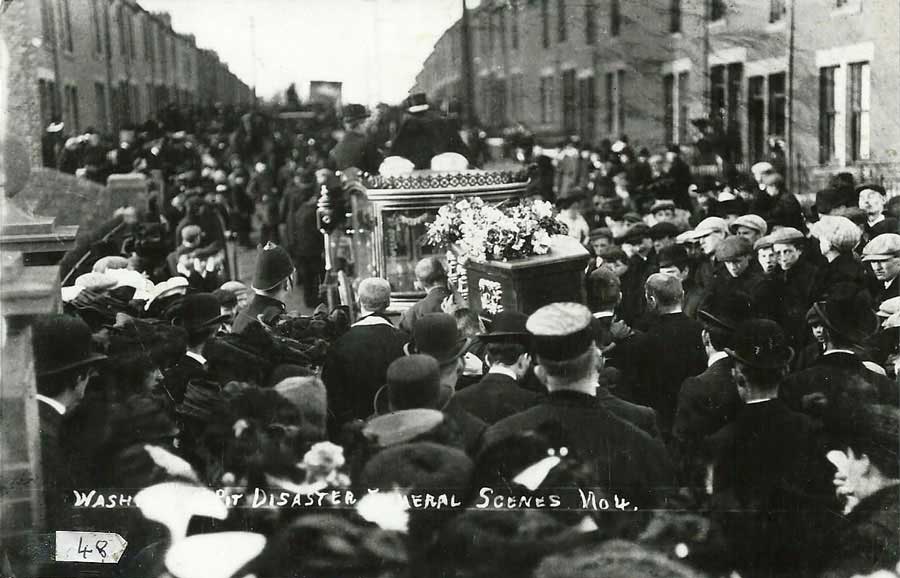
[55, 531, 128, 564]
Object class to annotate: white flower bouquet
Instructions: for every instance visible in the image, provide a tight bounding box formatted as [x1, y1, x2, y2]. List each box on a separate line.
[426, 197, 567, 262]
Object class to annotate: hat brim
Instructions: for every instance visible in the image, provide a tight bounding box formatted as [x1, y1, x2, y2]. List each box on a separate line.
[861, 254, 897, 262]
[476, 331, 530, 345]
[724, 346, 793, 369]
[407, 104, 429, 113]
[813, 301, 878, 343]
[37, 352, 108, 378]
[697, 309, 736, 333]
[181, 312, 230, 334]
[406, 337, 470, 366]
[373, 383, 452, 415]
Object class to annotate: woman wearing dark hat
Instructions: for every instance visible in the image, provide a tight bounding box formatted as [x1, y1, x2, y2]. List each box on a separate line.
[821, 403, 900, 577]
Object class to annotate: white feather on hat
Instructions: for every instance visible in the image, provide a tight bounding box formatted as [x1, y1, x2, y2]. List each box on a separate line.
[165, 532, 265, 578]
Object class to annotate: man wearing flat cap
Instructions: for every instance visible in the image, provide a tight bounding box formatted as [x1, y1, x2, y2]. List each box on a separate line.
[707, 235, 778, 320]
[686, 216, 728, 294]
[705, 318, 834, 578]
[770, 227, 819, 346]
[233, 242, 295, 335]
[453, 311, 540, 424]
[862, 233, 900, 305]
[32, 314, 107, 527]
[483, 303, 675, 508]
[329, 104, 382, 174]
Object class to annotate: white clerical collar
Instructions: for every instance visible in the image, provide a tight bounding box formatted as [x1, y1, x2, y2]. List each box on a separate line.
[592, 311, 614, 319]
[745, 397, 776, 405]
[351, 314, 394, 328]
[887, 279, 895, 289]
[488, 365, 518, 380]
[868, 214, 885, 226]
[185, 350, 207, 365]
[708, 351, 729, 367]
[36, 394, 66, 416]
[824, 349, 855, 356]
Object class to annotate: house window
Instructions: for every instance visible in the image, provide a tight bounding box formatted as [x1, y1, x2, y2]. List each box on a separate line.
[670, 0, 682, 33]
[770, 0, 786, 22]
[102, 1, 111, 58]
[819, 66, 838, 163]
[768, 72, 786, 139]
[710, 0, 726, 21]
[606, 71, 624, 135]
[848, 61, 870, 160]
[579, 75, 596, 141]
[94, 82, 108, 131]
[91, 0, 103, 54]
[118, 5, 129, 59]
[677, 71, 689, 144]
[557, 0, 567, 43]
[540, 76, 554, 123]
[748, 75, 766, 162]
[511, 2, 519, 50]
[585, 0, 597, 45]
[65, 85, 79, 133]
[498, 8, 506, 53]
[40, 0, 56, 44]
[38, 79, 59, 130]
[664, 74, 675, 144]
[617, 70, 626, 134]
[487, 11, 495, 55]
[127, 11, 137, 60]
[144, 20, 155, 62]
[711, 65, 726, 121]
[562, 70, 576, 132]
[541, 0, 550, 48]
[61, 0, 74, 51]
[610, 0, 621, 37]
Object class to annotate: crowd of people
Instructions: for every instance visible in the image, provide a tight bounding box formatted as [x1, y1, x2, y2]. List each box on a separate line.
[16, 96, 900, 578]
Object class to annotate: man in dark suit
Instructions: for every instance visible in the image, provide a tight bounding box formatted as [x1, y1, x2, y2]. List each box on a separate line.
[329, 104, 382, 174]
[322, 278, 407, 435]
[389, 93, 469, 170]
[32, 314, 107, 529]
[233, 242, 295, 334]
[780, 297, 899, 412]
[404, 313, 487, 454]
[620, 273, 707, 436]
[861, 233, 900, 306]
[673, 295, 752, 479]
[160, 293, 229, 405]
[706, 319, 835, 578]
[483, 303, 676, 508]
[398, 257, 452, 336]
[453, 311, 540, 424]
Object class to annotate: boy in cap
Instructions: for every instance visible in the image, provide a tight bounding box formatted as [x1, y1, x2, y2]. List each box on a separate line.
[770, 227, 818, 345]
[729, 214, 767, 245]
[453, 311, 540, 424]
[657, 245, 704, 319]
[483, 303, 675, 508]
[232, 242, 295, 335]
[709, 236, 778, 320]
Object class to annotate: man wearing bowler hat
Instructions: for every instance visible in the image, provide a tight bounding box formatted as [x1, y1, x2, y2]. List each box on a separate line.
[329, 104, 382, 174]
[32, 314, 107, 527]
[453, 311, 540, 424]
[161, 293, 229, 405]
[406, 313, 487, 453]
[483, 303, 675, 508]
[706, 318, 834, 578]
[862, 233, 900, 305]
[233, 242, 295, 335]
